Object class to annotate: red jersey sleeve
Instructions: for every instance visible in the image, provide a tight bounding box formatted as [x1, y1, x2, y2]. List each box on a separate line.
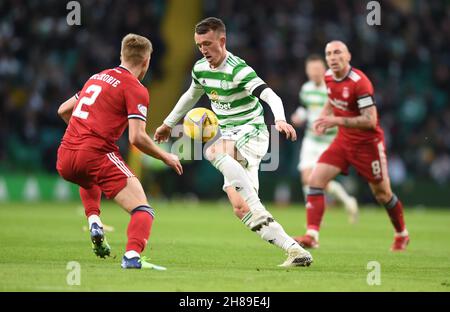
[124, 82, 150, 122]
[355, 75, 375, 110]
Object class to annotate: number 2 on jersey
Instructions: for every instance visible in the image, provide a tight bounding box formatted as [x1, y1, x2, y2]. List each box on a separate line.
[73, 84, 102, 119]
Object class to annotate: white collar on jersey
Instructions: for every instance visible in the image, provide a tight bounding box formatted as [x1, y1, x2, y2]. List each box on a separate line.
[332, 66, 353, 82]
[118, 64, 132, 73]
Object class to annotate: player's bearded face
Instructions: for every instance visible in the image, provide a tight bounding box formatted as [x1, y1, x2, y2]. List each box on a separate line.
[195, 30, 226, 68]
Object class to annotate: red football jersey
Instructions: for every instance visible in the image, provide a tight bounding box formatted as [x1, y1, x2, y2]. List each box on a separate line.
[325, 67, 384, 144]
[61, 66, 149, 153]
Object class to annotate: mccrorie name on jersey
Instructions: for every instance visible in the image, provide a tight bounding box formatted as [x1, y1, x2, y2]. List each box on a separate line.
[61, 66, 149, 153]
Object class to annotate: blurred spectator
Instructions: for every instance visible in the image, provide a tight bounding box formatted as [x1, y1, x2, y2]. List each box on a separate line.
[204, 0, 450, 185]
[0, 0, 166, 171]
[388, 153, 407, 186]
[430, 153, 450, 185]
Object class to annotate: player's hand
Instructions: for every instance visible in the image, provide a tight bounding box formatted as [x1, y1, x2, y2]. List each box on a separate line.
[290, 113, 303, 127]
[313, 116, 338, 135]
[275, 120, 297, 141]
[290, 107, 307, 127]
[163, 153, 183, 175]
[313, 119, 326, 135]
[154, 124, 172, 143]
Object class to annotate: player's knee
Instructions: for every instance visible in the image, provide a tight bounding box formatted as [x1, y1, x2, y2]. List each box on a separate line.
[308, 174, 326, 189]
[373, 189, 392, 205]
[302, 175, 310, 186]
[205, 145, 217, 161]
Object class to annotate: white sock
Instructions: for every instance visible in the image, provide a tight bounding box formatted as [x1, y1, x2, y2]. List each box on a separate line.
[326, 180, 352, 205]
[306, 229, 319, 241]
[124, 250, 140, 259]
[88, 215, 103, 229]
[212, 155, 300, 252]
[395, 229, 409, 237]
[212, 154, 265, 213]
[257, 221, 300, 251]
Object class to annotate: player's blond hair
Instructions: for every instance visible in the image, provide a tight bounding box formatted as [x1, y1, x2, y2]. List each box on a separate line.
[121, 34, 152, 66]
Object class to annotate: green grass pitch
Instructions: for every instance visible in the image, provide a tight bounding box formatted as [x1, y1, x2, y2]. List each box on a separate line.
[0, 201, 449, 292]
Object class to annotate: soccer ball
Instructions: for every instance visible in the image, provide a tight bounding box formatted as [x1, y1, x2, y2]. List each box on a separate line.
[183, 107, 219, 142]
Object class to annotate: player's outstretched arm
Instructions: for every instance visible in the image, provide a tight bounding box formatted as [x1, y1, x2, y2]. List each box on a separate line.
[57, 95, 77, 124]
[257, 86, 297, 141]
[129, 119, 183, 175]
[154, 81, 205, 143]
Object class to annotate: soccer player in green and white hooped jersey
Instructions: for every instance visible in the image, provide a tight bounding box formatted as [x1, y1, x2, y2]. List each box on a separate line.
[154, 17, 313, 267]
[291, 55, 358, 224]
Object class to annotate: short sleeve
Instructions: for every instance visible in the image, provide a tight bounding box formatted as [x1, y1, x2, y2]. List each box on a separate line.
[124, 82, 150, 122]
[355, 76, 375, 109]
[74, 91, 81, 100]
[234, 64, 265, 93]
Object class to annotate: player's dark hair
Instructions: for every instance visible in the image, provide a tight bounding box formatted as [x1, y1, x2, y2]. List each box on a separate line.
[305, 54, 325, 65]
[195, 17, 226, 35]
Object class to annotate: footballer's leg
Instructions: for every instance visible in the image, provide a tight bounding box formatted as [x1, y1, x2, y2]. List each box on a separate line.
[301, 167, 313, 201]
[226, 186, 250, 219]
[325, 180, 359, 224]
[113, 177, 166, 270]
[208, 140, 312, 267]
[226, 186, 312, 267]
[369, 179, 409, 251]
[354, 140, 408, 251]
[294, 163, 341, 248]
[80, 185, 111, 258]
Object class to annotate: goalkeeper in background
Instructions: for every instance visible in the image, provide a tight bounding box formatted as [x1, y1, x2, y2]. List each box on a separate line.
[155, 17, 312, 267]
[291, 55, 358, 224]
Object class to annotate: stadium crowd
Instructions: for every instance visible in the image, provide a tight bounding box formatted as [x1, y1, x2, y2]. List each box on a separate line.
[1, 0, 449, 189]
[203, 0, 450, 185]
[0, 0, 166, 171]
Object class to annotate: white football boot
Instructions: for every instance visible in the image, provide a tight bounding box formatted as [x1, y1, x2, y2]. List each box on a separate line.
[278, 244, 313, 267]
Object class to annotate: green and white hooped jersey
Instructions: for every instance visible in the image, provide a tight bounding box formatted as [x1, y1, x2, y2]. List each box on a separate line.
[299, 81, 337, 143]
[191, 52, 266, 129]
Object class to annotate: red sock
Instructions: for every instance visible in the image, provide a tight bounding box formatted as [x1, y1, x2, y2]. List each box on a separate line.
[385, 196, 406, 233]
[80, 186, 101, 218]
[126, 210, 154, 253]
[306, 190, 326, 231]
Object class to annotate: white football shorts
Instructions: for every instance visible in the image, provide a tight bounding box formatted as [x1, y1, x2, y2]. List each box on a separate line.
[298, 136, 332, 171]
[219, 124, 269, 193]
